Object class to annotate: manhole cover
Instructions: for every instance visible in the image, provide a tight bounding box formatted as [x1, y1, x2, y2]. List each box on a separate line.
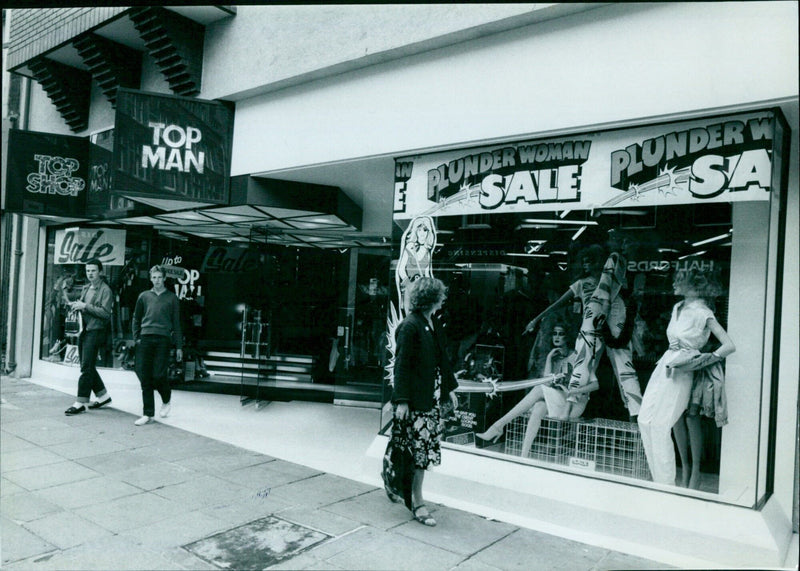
[183, 515, 330, 569]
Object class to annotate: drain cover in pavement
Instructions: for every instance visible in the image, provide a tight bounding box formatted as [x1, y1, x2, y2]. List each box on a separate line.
[183, 515, 330, 569]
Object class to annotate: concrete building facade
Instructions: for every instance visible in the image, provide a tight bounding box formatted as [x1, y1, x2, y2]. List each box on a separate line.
[2, 4, 798, 568]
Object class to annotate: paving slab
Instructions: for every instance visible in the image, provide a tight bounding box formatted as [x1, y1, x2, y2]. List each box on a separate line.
[214, 458, 322, 489]
[1, 407, 61, 425]
[314, 525, 466, 570]
[200, 494, 296, 528]
[109, 430, 239, 462]
[77, 491, 189, 533]
[21, 510, 115, 550]
[266, 551, 346, 570]
[0, 432, 38, 453]
[118, 509, 234, 549]
[267, 473, 375, 509]
[2, 419, 93, 447]
[0, 478, 28, 497]
[44, 436, 131, 460]
[3, 534, 185, 571]
[170, 449, 275, 475]
[150, 474, 253, 508]
[278, 505, 364, 536]
[470, 527, 614, 570]
[3, 460, 101, 491]
[1, 492, 64, 522]
[160, 546, 220, 570]
[323, 488, 414, 530]
[1, 447, 66, 471]
[591, 549, 675, 570]
[395, 504, 517, 557]
[1, 516, 57, 566]
[451, 558, 506, 571]
[73, 447, 163, 475]
[114, 461, 199, 490]
[33, 475, 143, 509]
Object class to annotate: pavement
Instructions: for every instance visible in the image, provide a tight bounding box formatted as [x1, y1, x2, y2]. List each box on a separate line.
[0, 374, 680, 571]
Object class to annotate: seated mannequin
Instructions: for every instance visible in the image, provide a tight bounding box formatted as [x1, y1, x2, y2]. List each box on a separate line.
[476, 325, 580, 455]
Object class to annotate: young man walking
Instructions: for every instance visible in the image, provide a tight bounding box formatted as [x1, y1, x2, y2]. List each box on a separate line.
[132, 265, 183, 425]
[64, 259, 114, 415]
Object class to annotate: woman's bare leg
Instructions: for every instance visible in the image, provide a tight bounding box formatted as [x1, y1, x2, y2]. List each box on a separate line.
[686, 413, 704, 490]
[672, 413, 690, 487]
[478, 386, 545, 440]
[520, 401, 548, 457]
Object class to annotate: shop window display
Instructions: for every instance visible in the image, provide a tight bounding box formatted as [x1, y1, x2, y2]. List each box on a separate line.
[383, 108, 788, 504]
[41, 227, 152, 370]
[383, 206, 735, 492]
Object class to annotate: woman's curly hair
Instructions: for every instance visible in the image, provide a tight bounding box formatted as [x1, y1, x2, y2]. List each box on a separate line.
[673, 267, 723, 299]
[408, 277, 447, 312]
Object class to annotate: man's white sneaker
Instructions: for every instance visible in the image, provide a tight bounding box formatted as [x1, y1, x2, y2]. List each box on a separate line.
[159, 402, 171, 418]
[134, 416, 152, 426]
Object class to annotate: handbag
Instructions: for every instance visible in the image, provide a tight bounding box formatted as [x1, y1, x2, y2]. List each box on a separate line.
[63, 289, 83, 336]
[381, 416, 414, 510]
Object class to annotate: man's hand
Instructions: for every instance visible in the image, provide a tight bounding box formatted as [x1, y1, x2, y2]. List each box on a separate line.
[176, 349, 183, 362]
[71, 301, 87, 311]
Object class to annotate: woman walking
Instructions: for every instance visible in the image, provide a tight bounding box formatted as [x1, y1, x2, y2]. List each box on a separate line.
[383, 277, 458, 526]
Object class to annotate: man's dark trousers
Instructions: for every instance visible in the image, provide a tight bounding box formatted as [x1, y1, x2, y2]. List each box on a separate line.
[77, 328, 109, 402]
[135, 334, 172, 417]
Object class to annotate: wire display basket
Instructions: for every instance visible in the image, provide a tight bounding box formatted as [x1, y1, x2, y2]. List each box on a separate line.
[573, 418, 651, 480]
[504, 416, 579, 464]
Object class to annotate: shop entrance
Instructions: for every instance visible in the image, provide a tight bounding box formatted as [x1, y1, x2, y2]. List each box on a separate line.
[192, 227, 389, 405]
[331, 250, 391, 405]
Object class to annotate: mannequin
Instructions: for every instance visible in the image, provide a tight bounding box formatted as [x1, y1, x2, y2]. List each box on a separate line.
[525, 245, 642, 420]
[475, 324, 576, 453]
[638, 268, 735, 486]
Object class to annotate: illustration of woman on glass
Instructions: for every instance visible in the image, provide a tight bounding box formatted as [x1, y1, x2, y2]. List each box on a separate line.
[396, 216, 436, 314]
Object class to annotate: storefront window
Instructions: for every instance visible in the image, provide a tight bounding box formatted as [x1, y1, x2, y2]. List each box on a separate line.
[40, 226, 152, 370]
[382, 109, 787, 506]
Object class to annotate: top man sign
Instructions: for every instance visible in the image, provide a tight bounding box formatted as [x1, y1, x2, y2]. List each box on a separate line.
[393, 109, 785, 220]
[113, 89, 234, 205]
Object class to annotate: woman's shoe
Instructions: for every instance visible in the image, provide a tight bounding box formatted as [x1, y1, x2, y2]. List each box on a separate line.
[475, 425, 503, 443]
[412, 504, 437, 527]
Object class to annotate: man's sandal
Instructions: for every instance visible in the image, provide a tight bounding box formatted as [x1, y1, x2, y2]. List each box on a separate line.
[412, 504, 437, 526]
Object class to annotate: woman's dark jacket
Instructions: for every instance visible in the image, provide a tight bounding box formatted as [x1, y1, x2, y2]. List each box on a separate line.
[392, 311, 458, 411]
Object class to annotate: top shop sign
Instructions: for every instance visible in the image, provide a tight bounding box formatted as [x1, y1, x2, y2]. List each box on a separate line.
[393, 110, 783, 219]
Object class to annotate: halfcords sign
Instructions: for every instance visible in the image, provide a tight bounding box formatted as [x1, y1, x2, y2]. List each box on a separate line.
[394, 110, 779, 219]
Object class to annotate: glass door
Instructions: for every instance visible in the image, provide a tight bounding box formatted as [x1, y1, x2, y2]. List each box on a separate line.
[333, 249, 391, 405]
